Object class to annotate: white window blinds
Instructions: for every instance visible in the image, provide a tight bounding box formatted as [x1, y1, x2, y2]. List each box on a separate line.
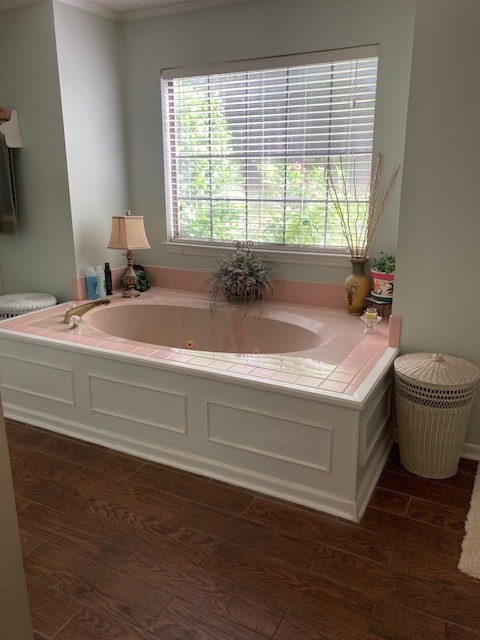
[162, 47, 378, 251]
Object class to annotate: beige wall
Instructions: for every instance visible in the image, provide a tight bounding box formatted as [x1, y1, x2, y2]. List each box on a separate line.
[0, 0, 130, 299]
[0, 2, 76, 300]
[395, 0, 480, 444]
[1, 0, 480, 445]
[121, 0, 416, 283]
[0, 400, 33, 640]
[53, 1, 130, 276]
[0, 0, 416, 293]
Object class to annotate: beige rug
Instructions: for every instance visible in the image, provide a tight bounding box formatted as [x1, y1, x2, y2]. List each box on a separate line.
[458, 462, 480, 579]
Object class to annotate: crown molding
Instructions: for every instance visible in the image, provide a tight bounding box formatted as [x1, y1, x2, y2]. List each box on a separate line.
[0, 0, 42, 13]
[0, 0, 248, 20]
[118, 0, 247, 22]
[58, 0, 120, 18]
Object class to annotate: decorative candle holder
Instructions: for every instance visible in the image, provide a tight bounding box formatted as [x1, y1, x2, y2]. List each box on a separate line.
[361, 307, 382, 334]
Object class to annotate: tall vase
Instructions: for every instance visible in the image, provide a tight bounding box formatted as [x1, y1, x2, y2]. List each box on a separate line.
[345, 258, 370, 315]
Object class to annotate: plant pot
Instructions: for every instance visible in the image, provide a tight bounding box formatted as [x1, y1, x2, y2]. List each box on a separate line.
[224, 285, 262, 303]
[345, 258, 371, 315]
[371, 269, 395, 302]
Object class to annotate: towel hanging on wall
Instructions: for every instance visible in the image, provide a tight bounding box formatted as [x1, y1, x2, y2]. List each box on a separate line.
[0, 109, 22, 148]
[0, 132, 17, 234]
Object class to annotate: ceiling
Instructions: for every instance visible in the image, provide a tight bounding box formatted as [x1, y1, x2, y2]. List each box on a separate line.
[0, 0, 249, 22]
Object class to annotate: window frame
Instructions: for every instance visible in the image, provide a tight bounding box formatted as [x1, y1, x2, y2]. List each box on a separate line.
[161, 44, 379, 261]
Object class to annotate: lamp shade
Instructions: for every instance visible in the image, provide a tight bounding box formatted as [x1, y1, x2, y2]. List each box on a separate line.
[108, 214, 150, 250]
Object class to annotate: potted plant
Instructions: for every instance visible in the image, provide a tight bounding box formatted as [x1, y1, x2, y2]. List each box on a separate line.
[207, 241, 277, 303]
[328, 152, 400, 315]
[371, 252, 395, 302]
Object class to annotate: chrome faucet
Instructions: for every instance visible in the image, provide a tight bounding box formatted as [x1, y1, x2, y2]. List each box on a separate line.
[63, 298, 111, 324]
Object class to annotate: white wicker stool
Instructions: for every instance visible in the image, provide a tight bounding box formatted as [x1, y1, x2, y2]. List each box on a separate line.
[0, 293, 57, 319]
[394, 352, 480, 479]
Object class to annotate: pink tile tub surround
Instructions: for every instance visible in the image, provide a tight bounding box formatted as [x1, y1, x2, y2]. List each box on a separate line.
[148, 266, 206, 292]
[72, 267, 129, 300]
[274, 278, 345, 307]
[388, 315, 402, 348]
[0, 288, 399, 401]
[71, 276, 87, 301]
[72, 265, 346, 308]
[122, 266, 346, 308]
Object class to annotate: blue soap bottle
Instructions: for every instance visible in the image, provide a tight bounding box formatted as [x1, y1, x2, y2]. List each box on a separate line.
[86, 267, 100, 299]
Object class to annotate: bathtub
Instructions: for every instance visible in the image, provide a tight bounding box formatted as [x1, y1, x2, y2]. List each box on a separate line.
[0, 288, 397, 520]
[84, 302, 324, 354]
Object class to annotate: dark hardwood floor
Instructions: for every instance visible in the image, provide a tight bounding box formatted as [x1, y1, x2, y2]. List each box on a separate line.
[6, 418, 480, 640]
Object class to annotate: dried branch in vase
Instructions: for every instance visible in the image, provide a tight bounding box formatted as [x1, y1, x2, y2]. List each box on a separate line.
[327, 152, 400, 259]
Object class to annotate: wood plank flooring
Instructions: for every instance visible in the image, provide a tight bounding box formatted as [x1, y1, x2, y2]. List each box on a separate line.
[5, 418, 480, 640]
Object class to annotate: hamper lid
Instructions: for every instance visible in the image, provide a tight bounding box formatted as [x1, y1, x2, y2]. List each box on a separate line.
[394, 352, 480, 388]
[0, 292, 57, 315]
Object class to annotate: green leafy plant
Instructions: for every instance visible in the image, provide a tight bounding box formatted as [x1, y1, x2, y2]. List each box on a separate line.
[207, 241, 277, 303]
[371, 252, 396, 274]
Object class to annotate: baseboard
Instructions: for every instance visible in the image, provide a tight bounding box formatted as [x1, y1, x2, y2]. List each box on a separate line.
[462, 442, 480, 461]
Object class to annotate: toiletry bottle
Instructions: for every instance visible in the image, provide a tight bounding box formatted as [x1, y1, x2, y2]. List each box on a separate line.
[95, 265, 106, 297]
[86, 267, 100, 300]
[104, 262, 113, 296]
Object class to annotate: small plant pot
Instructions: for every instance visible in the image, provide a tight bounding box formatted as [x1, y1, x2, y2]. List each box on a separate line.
[224, 286, 262, 303]
[371, 270, 395, 302]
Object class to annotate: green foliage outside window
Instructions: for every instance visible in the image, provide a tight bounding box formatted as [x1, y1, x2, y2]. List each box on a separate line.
[168, 75, 370, 249]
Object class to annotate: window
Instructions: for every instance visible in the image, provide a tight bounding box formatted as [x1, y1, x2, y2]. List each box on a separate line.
[161, 46, 378, 253]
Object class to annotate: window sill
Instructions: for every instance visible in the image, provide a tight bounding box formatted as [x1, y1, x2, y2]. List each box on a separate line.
[164, 242, 351, 268]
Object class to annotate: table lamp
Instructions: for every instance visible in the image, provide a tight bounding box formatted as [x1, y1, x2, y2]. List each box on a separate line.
[107, 211, 150, 297]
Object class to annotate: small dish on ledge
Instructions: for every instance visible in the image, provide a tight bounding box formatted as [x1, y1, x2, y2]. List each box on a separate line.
[361, 308, 382, 334]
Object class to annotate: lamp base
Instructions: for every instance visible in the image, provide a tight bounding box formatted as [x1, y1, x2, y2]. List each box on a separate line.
[122, 288, 140, 298]
[122, 250, 140, 298]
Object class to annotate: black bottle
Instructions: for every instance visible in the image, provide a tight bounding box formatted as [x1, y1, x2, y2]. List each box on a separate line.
[104, 262, 113, 295]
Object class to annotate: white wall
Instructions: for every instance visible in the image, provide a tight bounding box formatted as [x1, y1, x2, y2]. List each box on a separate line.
[53, 1, 130, 276]
[0, 2, 76, 300]
[395, 0, 480, 445]
[121, 0, 416, 283]
[0, 0, 416, 294]
[3, 0, 479, 445]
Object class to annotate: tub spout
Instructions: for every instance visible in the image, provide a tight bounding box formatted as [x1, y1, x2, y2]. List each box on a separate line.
[63, 298, 111, 324]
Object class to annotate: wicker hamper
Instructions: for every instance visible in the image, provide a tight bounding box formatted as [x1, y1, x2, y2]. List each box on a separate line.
[0, 293, 57, 319]
[394, 353, 480, 479]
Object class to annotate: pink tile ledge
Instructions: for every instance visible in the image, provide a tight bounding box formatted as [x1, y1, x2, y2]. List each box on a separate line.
[272, 372, 300, 384]
[296, 375, 323, 388]
[208, 360, 234, 370]
[0, 287, 393, 401]
[230, 364, 256, 375]
[131, 346, 157, 356]
[327, 371, 356, 384]
[168, 353, 194, 363]
[249, 367, 277, 379]
[320, 379, 349, 393]
[389, 315, 402, 348]
[335, 364, 361, 375]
